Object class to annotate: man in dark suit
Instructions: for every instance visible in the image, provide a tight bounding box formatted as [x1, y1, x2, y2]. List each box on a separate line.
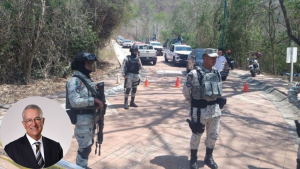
[4, 104, 63, 168]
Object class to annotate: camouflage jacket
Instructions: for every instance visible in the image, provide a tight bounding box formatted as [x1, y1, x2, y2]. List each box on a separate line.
[66, 71, 95, 109]
[121, 55, 142, 76]
[182, 66, 222, 119]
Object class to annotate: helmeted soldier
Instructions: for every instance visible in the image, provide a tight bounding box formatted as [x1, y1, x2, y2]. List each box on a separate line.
[288, 83, 300, 169]
[122, 45, 142, 109]
[183, 48, 226, 169]
[66, 52, 103, 169]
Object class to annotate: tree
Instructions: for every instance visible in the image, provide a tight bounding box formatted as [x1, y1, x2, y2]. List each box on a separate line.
[278, 0, 300, 46]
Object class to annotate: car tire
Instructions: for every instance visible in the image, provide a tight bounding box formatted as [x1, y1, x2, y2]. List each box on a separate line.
[153, 60, 157, 65]
[164, 54, 168, 62]
[173, 57, 177, 66]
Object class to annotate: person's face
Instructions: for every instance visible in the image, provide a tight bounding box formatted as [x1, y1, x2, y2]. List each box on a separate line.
[22, 109, 45, 140]
[85, 61, 94, 71]
[218, 50, 223, 56]
[133, 50, 138, 56]
[203, 55, 217, 67]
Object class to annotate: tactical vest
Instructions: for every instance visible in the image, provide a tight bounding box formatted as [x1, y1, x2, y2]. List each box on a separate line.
[126, 55, 139, 74]
[191, 69, 222, 100]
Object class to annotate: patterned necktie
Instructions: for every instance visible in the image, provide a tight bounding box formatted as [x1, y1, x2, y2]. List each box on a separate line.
[34, 142, 45, 168]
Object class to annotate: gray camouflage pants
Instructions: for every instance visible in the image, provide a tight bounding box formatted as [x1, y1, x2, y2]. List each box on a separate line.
[298, 143, 300, 159]
[125, 73, 140, 99]
[190, 109, 220, 150]
[75, 114, 95, 168]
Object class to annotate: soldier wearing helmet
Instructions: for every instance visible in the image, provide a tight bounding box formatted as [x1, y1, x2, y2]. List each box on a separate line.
[66, 52, 103, 169]
[122, 45, 142, 109]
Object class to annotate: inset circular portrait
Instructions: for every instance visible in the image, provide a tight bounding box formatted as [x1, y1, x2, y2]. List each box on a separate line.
[0, 96, 73, 168]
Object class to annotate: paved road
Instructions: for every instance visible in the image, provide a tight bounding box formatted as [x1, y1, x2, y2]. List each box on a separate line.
[64, 45, 298, 168]
[0, 43, 299, 169]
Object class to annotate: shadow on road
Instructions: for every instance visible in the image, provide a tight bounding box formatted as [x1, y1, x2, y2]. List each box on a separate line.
[248, 165, 272, 169]
[150, 155, 205, 169]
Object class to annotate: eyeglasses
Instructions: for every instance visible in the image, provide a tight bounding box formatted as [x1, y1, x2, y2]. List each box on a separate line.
[24, 118, 42, 125]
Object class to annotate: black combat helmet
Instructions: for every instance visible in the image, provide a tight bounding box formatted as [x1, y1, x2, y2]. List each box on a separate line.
[74, 52, 98, 62]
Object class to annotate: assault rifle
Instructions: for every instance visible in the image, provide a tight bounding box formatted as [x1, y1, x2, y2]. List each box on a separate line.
[95, 82, 107, 156]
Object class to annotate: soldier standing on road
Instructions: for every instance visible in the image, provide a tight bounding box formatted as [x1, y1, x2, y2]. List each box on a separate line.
[66, 52, 103, 169]
[183, 48, 226, 169]
[122, 45, 142, 109]
[288, 83, 300, 169]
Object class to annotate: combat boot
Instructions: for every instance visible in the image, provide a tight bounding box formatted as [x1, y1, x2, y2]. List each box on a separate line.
[297, 158, 300, 169]
[130, 97, 138, 107]
[204, 148, 218, 169]
[124, 98, 129, 109]
[190, 149, 198, 169]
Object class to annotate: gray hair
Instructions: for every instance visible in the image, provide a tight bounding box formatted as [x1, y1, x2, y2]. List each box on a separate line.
[22, 104, 44, 121]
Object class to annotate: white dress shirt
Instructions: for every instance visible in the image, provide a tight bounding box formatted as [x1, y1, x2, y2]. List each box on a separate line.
[214, 55, 227, 71]
[26, 133, 45, 162]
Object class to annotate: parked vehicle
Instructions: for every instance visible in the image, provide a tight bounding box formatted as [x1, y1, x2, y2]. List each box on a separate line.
[122, 39, 133, 48]
[186, 48, 204, 73]
[247, 57, 260, 77]
[164, 44, 192, 66]
[137, 44, 157, 65]
[117, 36, 124, 45]
[149, 41, 164, 56]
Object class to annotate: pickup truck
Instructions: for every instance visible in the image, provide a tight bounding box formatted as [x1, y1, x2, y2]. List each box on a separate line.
[136, 44, 157, 65]
[164, 44, 192, 66]
[122, 39, 133, 48]
[149, 41, 164, 56]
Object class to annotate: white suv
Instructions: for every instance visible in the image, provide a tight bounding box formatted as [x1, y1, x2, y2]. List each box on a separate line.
[164, 44, 192, 66]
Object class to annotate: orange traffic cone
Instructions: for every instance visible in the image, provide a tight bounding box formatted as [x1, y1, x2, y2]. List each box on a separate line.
[144, 77, 149, 87]
[175, 77, 181, 87]
[242, 80, 250, 92]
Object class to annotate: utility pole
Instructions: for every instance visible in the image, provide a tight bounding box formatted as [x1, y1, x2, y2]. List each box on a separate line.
[153, 18, 155, 37]
[136, 19, 137, 41]
[221, 0, 227, 48]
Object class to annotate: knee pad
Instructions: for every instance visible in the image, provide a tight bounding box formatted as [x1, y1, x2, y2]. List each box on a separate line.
[78, 145, 92, 159]
[125, 88, 131, 94]
[132, 88, 137, 93]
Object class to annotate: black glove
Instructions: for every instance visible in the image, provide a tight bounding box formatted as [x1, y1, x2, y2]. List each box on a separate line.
[295, 120, 300, 138]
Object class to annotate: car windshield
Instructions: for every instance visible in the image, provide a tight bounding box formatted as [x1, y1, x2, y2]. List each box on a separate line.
[139, 45, 153, 50]
[175, 47, 192, 51]
[124, 40, 131, 43]
[151, 43, 162, 46]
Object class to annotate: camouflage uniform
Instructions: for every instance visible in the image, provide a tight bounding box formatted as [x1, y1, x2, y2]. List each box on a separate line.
[183, 66, 222, 150]
[183, 65, 222, 169]
[66, 71, 96, 168]
[288, 83, 300, 161]
[121, 54, 142, 108]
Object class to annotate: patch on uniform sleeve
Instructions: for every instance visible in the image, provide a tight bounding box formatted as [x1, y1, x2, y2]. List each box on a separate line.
[75, 81, 82, 93]
[187, 73, 193, 82]
[297, 82, 300, 86]
[186, 73, 193, 88]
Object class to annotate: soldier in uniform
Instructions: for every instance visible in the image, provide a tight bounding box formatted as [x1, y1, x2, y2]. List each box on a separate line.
[288, 83, 300, 169]
[122, 45, 142, 109]
[66, 52, 103, 169]
[183, 48, 225, 169]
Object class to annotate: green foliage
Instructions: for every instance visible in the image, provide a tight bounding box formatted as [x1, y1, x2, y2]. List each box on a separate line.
[0, 0, 133, 84]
